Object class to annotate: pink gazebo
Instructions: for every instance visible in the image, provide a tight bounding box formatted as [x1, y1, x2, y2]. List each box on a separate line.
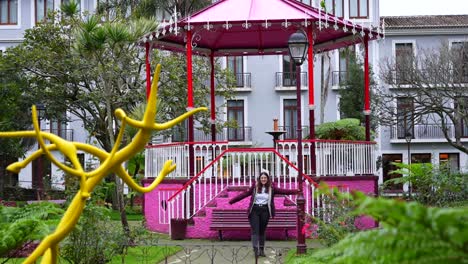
[141, 0, 382, 253]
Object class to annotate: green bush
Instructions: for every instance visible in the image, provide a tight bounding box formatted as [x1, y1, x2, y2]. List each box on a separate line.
[296, 193, 468, 264]
[303, 185, 358, 247]
[60, 203, 126, 264]
[0, 202, 63, 257]
[314, 118, 366, 140]
[384, 163, 468, 207]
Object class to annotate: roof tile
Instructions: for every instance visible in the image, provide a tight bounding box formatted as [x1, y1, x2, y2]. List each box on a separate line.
[381, 15, 468, 29]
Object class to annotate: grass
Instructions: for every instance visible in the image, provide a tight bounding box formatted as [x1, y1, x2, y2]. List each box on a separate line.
[284, 248, 315, 264]
[110, 210, 143, 221]
[110, 245, 181, 264]
[1, 245, 181, 264]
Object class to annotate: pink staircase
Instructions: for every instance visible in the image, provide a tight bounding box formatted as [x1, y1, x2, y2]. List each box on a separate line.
[184, 185, 298, 240]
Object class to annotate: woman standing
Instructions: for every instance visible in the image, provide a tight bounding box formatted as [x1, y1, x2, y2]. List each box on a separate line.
[228, 172, 297, 257]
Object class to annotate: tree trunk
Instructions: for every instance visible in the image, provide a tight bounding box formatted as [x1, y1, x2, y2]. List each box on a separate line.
[103, 81, 131, 237]
[320, 52, 331, 124]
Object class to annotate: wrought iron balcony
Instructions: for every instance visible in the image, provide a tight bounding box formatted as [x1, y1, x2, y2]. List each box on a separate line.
[43, 129, 74, 141]
[275, 72, 308, 87]
[233, 73, 251, 88]
[386, 69, 468, 85]
[390, 124, 468, 140]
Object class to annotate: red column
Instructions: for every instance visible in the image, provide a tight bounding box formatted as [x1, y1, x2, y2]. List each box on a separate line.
[364, 35, 370, 141]
[145, 42, 151, 99]
[187, 30, 195, 177]
[307, 26, 316, 176]
[210, 52, 216, 142]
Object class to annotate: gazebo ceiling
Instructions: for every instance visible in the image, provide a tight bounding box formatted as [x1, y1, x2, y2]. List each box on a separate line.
[142, 0, 383, 57]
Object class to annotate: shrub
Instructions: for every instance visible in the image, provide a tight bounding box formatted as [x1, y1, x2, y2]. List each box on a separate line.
[301, 193, 468, 263]
[0, 202, 63, 257]
[314, 118, 366, 140]
[60, 203, 126, 264]
[303, 185, 358, 247]
[384, 163, 468, 207]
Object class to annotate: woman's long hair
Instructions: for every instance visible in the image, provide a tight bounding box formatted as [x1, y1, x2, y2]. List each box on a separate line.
[256, 172, 271, 193]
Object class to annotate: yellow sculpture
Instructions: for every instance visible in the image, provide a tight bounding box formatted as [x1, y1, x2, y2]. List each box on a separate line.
[0, 64, 206, 264]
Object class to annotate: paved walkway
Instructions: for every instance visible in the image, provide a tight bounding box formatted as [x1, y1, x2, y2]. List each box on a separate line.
[157, 239, 319, 264]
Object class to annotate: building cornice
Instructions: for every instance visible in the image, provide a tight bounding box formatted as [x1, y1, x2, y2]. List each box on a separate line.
[385, 27, 468, 36]
[0, 38, 24, 43]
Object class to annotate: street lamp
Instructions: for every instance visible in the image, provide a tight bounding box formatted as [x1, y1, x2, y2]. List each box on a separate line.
[405, 131, 412, 197]
[36, 103, 46, 200]
[288, 30, 308, 255]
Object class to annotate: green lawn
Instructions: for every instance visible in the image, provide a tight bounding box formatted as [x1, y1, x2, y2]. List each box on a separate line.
[110, 245, 181, 264]
[110, 210, 143, 221]
[1, 245, 181, 264]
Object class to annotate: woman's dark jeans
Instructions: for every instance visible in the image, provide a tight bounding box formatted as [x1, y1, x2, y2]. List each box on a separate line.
[249, 205, 270, 249]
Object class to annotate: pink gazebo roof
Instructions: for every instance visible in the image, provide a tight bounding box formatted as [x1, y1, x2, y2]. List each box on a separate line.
[142, 0, 383, 56]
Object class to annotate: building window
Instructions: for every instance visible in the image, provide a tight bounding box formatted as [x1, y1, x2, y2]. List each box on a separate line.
[396, 97, 414, 139]
[283, 99, 297, 139]
[395, 42, 414, 84]
[455, 97, 468, 138]
[439, 153, 459, 172]
[349, 0, 368, 18]
[334, 46, 355, 86]
[451, 41, 468, 83]
[282, 55, 297, 86]
[36, 0, 54, 23]
[227, 56, 244, 87]
[0, 0, 18, 25]
[382, 154, 403, 191]
[411, 153, 431, 164]
[325, 0, 343, 17]
[227, 100, 245, 141]
[50, 118, 68, 139]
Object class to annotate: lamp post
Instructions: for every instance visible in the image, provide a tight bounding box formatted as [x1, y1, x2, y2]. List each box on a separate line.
[405, 131, 412, 197]
[36, 104, 46, 200]
[288, 31, 308, 255]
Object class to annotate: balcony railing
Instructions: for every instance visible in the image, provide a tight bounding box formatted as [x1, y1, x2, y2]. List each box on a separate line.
[332, 71, 348, 86]
[390, 124, 468, 139]
[43, 129, 74, 141]
[275, 72, 308, 87]
[171, 126, 252, 142]
[233, 73, 251, 88]
[387, 69, 468, 85]
[278, 126, 310, 140]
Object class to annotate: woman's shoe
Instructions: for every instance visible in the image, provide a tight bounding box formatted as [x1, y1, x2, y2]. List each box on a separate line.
[253, 247, 259, 257]
[259, 247, 266, 257]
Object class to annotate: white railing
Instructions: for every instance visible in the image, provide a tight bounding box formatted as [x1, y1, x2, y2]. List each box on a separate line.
[157, 187, 181, 224]
[145, 142, 229, 178]
[277, 140, 377, 176]
[148, 140, 375, 224]
[165, 148, 319, 220]
[390, 124, 462, 140]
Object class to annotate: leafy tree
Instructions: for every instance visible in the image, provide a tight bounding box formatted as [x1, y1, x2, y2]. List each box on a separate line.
[338, 48, 378, 130]
[2, 4, 157, 236]
[0, 54, 36, 197]
[376, 42, 468, 154]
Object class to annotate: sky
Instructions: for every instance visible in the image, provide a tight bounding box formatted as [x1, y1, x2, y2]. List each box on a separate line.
[380, 0, 468, 16]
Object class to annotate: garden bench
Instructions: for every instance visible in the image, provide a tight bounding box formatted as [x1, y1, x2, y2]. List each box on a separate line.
[210, 209, 297, 240]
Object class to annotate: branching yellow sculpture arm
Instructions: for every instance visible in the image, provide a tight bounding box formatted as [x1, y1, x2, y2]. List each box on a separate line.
[0, 64, 207, 264]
